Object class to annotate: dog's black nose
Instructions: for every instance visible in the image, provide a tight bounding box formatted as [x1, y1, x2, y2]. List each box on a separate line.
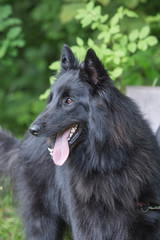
[29, 125, 41, 136]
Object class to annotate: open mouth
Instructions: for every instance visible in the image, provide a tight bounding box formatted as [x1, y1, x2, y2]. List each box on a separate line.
[48, 124, 82, 166]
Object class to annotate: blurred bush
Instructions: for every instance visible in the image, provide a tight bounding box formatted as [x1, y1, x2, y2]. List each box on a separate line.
[49, 2, 159, 92]
[0, 0, 89, 138]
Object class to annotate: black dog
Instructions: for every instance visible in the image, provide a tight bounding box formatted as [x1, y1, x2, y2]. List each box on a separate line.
[0, 45, 160, 240]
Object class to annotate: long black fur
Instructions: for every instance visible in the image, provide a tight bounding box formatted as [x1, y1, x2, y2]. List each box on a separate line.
[0, 45, 160, 240]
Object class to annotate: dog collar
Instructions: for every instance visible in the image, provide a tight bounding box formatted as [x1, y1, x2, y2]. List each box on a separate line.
[137, 202, 160, 213]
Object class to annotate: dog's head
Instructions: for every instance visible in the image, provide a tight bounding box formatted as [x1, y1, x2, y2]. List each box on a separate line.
[29, 45, 124, 167]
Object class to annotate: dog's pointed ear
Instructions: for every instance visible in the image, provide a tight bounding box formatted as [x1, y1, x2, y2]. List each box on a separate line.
[60, 45, 78, 71]
[80, 48, 107, 86]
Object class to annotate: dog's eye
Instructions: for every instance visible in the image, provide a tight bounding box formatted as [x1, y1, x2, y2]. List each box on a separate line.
[65, 98, 73, 104]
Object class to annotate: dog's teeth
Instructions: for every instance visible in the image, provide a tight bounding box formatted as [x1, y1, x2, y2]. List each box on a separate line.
[68, 125, 79, 142]
[69, 132, 73, 138]
[68, 125, 79, 141]
[71, 125, 78, 133]
[48, 148, 53, 153]
[71, 128, 75, 133]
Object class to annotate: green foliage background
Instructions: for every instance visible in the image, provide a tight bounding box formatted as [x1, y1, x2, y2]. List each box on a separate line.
[0, 0, 160, 239]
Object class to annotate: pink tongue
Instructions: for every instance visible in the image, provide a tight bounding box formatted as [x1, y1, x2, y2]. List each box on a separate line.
[52, 128, 72, 166]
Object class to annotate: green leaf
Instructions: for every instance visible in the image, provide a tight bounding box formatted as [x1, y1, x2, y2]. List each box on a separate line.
[146, 13, 160, 23]
[113, 33, 122, 40]
[124, 9, 138, 18]
[0, 39, 9, 58]
[120, 35, 128, 46]
[71, 46, 86, 61]
[0, 5, 12, 20]
[114, 50, 125, 57]
[100, 14, 109, 23]
[76, 37, 84, 47]
[137, 40, 148, 51]
[109, 25, 120, 34]
[104, 34, 111, 43]
[145, 36, 158, 46]
[122, 56, 128, 63]
[139, 26, 150, 39]
[129, 29, 139, 42]
[11, 39, 25, 48]
[113, 43, 121, 51]
[93, 6, 101, 16]
[39, 89, 50, 100]
[111, 67, 123, 79]
[87, 38, 94, 47]
[76, 9, 86, 20]
[104, 49, 113, 55]
[91, 22, 99, 30]
[98, 31, 106, 40]
[0, 18, 22, 32]
[49, 76, 56, 85]
[110, 15, 119, 26]
[7, 26, 22, 39]
[81, 17, 92, 28]
[152, 77, 159, 87]
[117, 6, 124, 13]
[128, 42, 137, 53]
[49, 61, 60, 70]
[86, 1, 94, 11]
[113, 57, 120, 64]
